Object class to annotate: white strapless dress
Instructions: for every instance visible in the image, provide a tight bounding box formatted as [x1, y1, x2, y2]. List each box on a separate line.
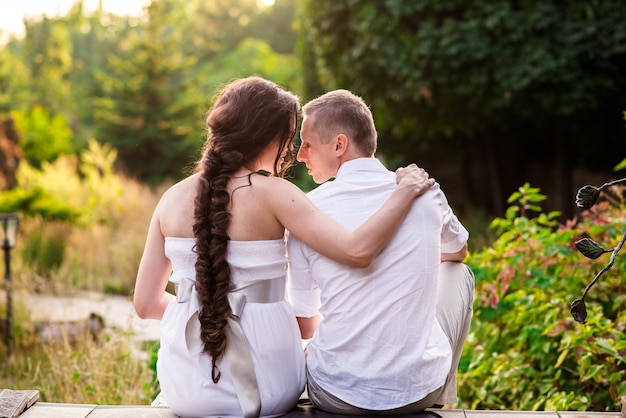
[157, 237, 306, 418]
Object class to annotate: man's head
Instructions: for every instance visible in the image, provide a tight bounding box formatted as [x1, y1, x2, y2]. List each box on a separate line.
[298, 90, 377, 184]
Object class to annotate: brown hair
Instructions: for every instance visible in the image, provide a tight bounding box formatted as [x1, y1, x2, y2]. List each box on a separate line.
[192, 76, 299, 382]
[302, 89, 377, 156]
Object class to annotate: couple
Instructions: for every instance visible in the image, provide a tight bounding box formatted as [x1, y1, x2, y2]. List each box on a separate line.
[134, 76, 473, 418]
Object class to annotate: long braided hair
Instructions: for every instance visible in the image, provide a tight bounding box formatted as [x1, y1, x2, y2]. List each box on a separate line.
[192, 77, 299, 383]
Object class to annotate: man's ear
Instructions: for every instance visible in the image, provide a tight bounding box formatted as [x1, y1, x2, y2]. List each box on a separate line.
[335, 134, 348, 156]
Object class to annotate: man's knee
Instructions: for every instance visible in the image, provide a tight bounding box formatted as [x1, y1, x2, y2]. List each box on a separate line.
[439, 262, 474, 292]
[437, 262, 474, 323]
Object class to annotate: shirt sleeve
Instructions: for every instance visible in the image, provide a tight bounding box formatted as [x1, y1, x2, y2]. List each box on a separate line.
[439, 191, 470, 254]
[286, 231, 321, 318]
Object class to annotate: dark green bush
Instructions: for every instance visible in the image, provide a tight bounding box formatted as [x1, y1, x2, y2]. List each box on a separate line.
[460, 183, 626, 411]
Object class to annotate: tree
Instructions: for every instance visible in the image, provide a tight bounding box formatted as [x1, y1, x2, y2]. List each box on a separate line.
[21, 16, 74, 114]
[64, 0, 137, 149]
[180, 0, 262, 61]
[195, 38, 302, 96]
[250, 0, 298, 54]
[5, 1, 129, 151]
[94, 0, 203, 183]
[300, 1, 626, 217]
[0, 40, 29, 114]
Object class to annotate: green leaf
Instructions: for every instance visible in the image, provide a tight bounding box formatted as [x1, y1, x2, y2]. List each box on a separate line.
[554, 349, 569, 368]
[570, 299, 587, 324]
[575, 185, 600, 209]
[574, 238, 611, 259]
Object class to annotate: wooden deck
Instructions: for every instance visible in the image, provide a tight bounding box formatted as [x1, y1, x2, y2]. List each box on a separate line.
[5, 391, 625, 418]
[16, 402, 626, 418]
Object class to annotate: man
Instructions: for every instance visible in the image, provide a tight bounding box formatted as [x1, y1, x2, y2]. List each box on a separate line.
[287, 90, 474, 414]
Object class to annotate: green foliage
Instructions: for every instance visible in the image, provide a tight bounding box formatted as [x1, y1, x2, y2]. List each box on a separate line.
[0, 139, 124, 226]
[300, 0, 626, 217]
[301, 0, 626, 145]
[491, 183, 553, 234]
[93, 0, 205, 184]
[460, 184, 626, 411]
[181, 0, 297, 59]
[197, 38, 302, 98]
[1, 0, 300, 184]
[614, 115, 626, 172]
[0, 187, 78, 221]
[0, 139, 136, 288]
[570, 177, 626, 324]
[88, 0, 301, 184]
[1, 139, 161, 295]
[0, 42, 29, 113]
[21, 16, 74, 113]
[1, 331, 157, 405]
[142, 339, 161, 392]
[250, 0, 298, 54]
[21, 221, 69, 276]
[12, 106, 74, 167]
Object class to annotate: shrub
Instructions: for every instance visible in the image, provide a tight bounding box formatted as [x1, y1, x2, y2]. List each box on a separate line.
[458, 183, 626, 411]
[0, 139, 164, 295]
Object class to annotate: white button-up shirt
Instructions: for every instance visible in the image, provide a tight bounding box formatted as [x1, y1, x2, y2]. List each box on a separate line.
[287, 158, 469, 410]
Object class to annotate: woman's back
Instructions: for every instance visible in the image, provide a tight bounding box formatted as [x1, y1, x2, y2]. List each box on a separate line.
[156, 170, 286, 242]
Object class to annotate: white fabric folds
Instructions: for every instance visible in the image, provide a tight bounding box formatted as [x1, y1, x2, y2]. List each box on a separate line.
[178, 276, 285, 418]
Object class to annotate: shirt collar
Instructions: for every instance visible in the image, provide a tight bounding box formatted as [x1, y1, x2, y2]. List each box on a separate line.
[335, 158, 387, 179]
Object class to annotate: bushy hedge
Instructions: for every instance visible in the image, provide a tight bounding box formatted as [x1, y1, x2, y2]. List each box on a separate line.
[459, 183, 626, 411]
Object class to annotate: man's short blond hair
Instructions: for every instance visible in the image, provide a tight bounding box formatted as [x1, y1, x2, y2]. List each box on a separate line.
[302, 90, 377, 156]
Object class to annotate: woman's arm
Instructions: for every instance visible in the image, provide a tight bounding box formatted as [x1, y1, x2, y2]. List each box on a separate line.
[297, 315, 323, 340]
[134, 200, 176, 320]
[272, 164, 434, 268]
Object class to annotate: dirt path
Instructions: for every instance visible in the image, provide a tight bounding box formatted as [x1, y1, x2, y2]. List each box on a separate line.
[16, 290, 161, 341]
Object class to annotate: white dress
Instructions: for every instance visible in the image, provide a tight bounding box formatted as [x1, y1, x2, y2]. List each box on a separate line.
[157, 237, 306, 418]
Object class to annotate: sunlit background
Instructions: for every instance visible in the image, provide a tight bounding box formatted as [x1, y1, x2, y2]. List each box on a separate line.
[0, 0, 276, 38]
[0, 0, 148, 37]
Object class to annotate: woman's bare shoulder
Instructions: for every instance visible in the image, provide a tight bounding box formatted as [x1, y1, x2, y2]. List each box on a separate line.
[250, 174, 304, 203]
[250, 173, 299, 191]
[157, 173, 199, 209]
[163, 173, 198, 195]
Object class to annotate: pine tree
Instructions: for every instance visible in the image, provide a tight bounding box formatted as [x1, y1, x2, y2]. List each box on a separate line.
[94, 0, 203, 183]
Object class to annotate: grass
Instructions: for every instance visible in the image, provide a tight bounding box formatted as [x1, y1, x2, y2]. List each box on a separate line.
[11, 178, 166, 297]
[0, 328, 159, 404]
[0, 166, 164, 404]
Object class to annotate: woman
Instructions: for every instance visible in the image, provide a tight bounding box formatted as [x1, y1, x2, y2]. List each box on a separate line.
[133, 76, 433, 418]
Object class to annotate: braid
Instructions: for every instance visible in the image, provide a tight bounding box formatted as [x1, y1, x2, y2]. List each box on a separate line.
[191, 76, 300, 384]
[193, 149, 236, 383]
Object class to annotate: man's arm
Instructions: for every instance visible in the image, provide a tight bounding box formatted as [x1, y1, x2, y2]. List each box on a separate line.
[297, 314, 323, 340]
[441, 243, 468, 263]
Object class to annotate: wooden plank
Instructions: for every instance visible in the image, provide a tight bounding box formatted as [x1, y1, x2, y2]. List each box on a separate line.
[429, 409, 467, 418]
[284, 402, 456, 417]
[621, 396, 625, 418]
[559, 412, 622, 418]
[0, 389, 39, 418]
[18, 402, 96, 418]
[14, 402, 626, 418]
[87, 406, 178, 418]
[465, 411, 558, 418]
